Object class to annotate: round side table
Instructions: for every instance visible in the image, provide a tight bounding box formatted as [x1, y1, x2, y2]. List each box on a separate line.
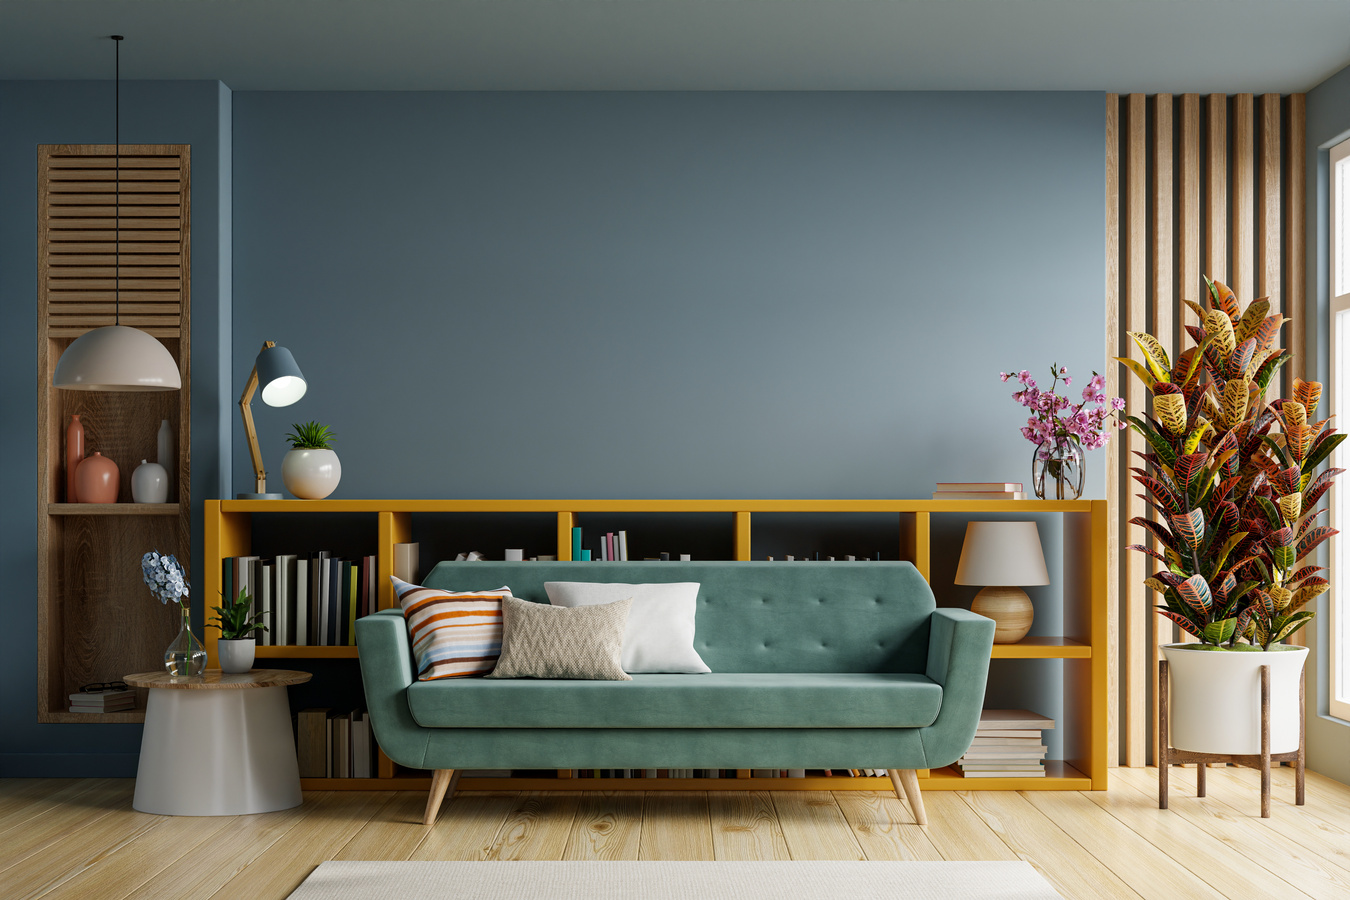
[124, 669, 312, 816]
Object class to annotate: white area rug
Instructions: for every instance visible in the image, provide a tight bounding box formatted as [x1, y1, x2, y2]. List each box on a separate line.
[287, 860, 1061, 899]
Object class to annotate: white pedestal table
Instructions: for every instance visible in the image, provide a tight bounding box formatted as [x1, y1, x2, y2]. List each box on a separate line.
[125, 668, 312, 816]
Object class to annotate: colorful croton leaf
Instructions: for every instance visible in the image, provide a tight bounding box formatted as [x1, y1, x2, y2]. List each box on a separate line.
[1118, 277, 1346, 649]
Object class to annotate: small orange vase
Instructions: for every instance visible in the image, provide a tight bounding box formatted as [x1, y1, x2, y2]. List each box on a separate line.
[76, 452, 119, 503]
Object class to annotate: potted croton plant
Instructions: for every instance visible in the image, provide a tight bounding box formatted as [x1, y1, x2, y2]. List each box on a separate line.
[1120, 278, 1343, 758]
[210, 588, 268, 674]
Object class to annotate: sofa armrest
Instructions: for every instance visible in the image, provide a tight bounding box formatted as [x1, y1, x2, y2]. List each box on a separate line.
[919, 607, 997, 768]
[355, 608, 429, 767]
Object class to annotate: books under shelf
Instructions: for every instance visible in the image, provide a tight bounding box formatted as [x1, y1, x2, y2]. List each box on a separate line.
[956, 709, 1056, 778]
[296, 708, 377, 778]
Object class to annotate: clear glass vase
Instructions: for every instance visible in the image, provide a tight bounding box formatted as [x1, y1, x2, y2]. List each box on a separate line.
[1032, 440, 1084, 500]
[164, 603, 206, 677]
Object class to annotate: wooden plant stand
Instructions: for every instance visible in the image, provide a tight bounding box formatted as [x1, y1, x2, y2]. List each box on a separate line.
[1158, 659, 1305, 818]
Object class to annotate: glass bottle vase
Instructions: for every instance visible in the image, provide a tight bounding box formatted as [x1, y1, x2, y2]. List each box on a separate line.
[1032, 440, 1085, 500]
[164, 603, 206, 677]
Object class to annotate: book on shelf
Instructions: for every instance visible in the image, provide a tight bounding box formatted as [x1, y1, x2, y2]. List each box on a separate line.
[296, 708, 329, 777]
[393, 542, 419, 584]
[932, 491, 1027, 500]
[571, 527, 582, 561]
[68, 688, 134, 713]
[224, 551, 375, 647]
[958, 708, 1054, 777]
[935, 482, 1024, 492]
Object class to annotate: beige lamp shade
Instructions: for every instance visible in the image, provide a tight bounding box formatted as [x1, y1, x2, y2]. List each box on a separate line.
[53, 325, 181, 391]
[955, 521, 1049, 586]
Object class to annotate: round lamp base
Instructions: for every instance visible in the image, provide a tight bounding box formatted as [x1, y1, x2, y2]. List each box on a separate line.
[971, 586, 1033, 644]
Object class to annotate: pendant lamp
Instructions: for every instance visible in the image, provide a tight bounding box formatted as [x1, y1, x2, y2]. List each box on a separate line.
[53, 35, 181, 392]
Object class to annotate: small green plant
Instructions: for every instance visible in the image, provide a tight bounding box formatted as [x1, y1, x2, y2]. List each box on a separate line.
[285, 420, 336, 450]
[210, 588, 268, 640]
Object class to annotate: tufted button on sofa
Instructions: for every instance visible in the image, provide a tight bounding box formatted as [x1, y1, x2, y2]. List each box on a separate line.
[356, 561, 995, 826]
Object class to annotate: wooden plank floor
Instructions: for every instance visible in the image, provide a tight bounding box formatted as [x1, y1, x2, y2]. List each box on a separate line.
[1, 767, 1346, 900]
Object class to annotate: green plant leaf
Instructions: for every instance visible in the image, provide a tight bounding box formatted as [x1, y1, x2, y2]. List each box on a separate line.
[1296, 525, 1337, 561]
[1156, 608, 1205, 639]
[1201, 618, 1237, 645]
[1303, 432, 1346, 474]
[1175, 573, 1213, 616]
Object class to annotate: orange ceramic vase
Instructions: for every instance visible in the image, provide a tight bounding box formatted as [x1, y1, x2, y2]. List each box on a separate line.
[75, 452, 119, 503]
[65, 414, 84, 502]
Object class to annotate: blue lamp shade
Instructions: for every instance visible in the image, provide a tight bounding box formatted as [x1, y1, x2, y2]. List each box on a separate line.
[255, 345, 307, 407]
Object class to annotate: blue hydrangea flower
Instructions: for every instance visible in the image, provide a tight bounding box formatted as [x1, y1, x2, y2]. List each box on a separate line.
[142, 550, 190, 605]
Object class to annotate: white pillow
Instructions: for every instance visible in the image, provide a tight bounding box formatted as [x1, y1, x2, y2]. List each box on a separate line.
[544, 581, 711, 674]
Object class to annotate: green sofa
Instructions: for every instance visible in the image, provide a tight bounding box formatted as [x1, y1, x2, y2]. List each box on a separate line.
[356, 561, 995, 826]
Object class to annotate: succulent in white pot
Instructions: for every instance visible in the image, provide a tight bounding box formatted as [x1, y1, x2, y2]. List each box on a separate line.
[281, 420, 341, 500]
[210, 588, 268, 674]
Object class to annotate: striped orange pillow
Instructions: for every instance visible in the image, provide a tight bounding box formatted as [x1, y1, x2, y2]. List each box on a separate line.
[391, 577, 511, 679]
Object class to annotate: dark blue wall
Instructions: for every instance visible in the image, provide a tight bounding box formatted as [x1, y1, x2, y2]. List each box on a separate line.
[3, 87, 1105, 774]
[0, 81, 231, 775]
[233, 92, 1107, 501]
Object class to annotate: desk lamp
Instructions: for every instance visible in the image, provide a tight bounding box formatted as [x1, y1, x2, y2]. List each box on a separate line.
[237, 341, 306, 499]
[955, 521, 1049, 643]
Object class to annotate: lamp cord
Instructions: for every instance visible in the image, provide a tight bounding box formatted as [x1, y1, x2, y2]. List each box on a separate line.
[113, 35, 122, 326]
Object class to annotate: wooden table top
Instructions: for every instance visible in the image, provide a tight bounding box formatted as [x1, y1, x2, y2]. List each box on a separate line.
[124, 669, 313, 690]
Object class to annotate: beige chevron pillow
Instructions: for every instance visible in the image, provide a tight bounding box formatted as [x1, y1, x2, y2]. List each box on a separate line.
[487, 594, 633, 680]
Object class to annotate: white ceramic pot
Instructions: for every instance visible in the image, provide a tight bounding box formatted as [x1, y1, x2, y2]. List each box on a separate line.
[1162, 643, 1308, 755]
[218, 638, 256, 674]
[282, 448, 342, 500]
[131, 460, 169, 503]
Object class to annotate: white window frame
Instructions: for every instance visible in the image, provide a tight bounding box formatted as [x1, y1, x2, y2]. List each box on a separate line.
[1329, 136, 1350, 722]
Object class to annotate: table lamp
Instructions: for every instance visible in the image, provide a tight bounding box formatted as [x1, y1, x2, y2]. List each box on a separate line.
[237, 341, 307, 499]
[955, 521, 1049, 644]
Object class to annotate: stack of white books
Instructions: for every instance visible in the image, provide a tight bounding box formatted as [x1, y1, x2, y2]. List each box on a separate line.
[933, 482, 1026, 500]
[957, 709, 1055, 777]
[69, 688, 134, 714]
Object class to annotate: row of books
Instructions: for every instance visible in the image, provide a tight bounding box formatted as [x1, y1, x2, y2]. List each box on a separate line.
[933, 481, 1027, 500]
[572, 527, 631, 561]
[223, 553, 376, 646]
[68, 688, 133, 714]
[956, 708, 1055, 778]
[296, 708, 378, 778]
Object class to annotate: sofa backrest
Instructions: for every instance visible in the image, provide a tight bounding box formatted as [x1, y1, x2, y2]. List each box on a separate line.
[421, 560, 935, 674]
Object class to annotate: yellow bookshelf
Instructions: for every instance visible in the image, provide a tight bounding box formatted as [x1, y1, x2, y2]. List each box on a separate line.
[204, 498, 1108, 791]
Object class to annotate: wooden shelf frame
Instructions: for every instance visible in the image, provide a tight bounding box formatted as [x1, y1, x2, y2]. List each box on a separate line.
[204, 498, 1108, 791]
[37, 144, 191, 724]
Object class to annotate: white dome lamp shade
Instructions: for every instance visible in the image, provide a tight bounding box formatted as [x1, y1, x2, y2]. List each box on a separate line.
[53, 37, 182, 394]
[238, 341, 307, 499]
[53, 325, 181, 391]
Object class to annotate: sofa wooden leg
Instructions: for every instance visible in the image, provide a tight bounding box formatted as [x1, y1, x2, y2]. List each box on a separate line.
[423, 768, 459, 826]
[888, 769, 927, 826]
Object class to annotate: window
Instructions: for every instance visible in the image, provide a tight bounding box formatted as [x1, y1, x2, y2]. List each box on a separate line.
[1330, 137, 1350, 721]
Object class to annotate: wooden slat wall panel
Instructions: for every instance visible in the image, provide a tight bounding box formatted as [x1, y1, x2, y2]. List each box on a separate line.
[1104, 94, 1121, 768]
[1231, 95, 1255, 303]
[40, 145, 185, 339]
[1124, 94, 1148, 767]
[1109, 95, 1306, 764]
[1206, 94, 1228, 282]
[1149, 93, 1174, 764]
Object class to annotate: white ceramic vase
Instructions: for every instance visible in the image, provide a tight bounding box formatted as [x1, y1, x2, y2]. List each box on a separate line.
[282, 448, 342, 500]
[1162, 643, 1308, 755]
[217, 638, 255, 674]
[131, 460, 169, 503]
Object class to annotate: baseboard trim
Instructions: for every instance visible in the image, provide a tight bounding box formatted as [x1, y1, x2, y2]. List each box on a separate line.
[0, 753, 139, 778]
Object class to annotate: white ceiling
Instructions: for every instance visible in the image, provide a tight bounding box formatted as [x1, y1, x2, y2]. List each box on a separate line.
[1, 0, 1348, 93]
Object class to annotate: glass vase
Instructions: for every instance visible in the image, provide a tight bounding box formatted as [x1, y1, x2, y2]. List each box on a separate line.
[1032, 440, 1084, 500]
[164, 603, 206, 677]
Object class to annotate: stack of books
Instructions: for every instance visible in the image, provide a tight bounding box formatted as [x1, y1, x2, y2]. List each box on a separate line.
[957, 709, 1054, 777]
[69, 688, 134, 714]
[933, 482, 1026, 500]
[295, 708, 377, 778]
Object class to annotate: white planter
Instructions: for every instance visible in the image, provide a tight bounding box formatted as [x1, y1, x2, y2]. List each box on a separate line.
[1162, 643, 1308, 755]
[218, 638, 256, 674]
[282, 448, 341, 500]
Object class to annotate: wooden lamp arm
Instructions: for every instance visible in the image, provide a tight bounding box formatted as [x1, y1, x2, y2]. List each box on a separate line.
[238, 340, 275, 495]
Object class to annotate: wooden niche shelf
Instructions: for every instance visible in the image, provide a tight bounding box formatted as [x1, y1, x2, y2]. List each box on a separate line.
[36, 144, 191, 724]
